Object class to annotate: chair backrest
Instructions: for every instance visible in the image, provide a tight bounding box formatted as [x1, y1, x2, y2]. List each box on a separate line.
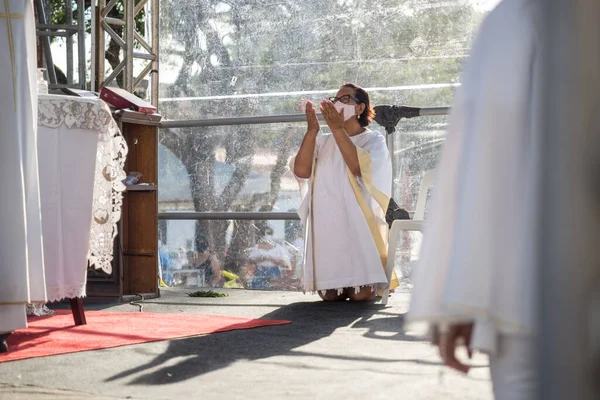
[413, 170, 435, 220]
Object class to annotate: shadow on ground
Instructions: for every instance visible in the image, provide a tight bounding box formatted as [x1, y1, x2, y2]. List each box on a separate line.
[104, 300, 432, 385]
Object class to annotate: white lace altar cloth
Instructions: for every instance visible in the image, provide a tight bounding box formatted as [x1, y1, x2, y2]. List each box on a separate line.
[37, 94, 127, 302]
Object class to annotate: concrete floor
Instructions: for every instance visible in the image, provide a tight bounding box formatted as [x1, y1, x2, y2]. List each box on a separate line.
[0, 288, 492, 400]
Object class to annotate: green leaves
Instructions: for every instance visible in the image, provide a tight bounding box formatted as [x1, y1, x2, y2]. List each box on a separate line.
[187, 290, 229, 297]
[48, 0, 145, 38]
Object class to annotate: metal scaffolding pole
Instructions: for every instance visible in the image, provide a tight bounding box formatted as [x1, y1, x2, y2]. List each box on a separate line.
[538, 0, 600, 399]
[35, 0, 86, 89]
[65, 0, 73, 85]
[96, 0, 159, 106]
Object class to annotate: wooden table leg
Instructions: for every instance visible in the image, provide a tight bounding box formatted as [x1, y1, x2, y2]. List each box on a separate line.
[0, 332, 11, 353]
[69, 297, 87, 325]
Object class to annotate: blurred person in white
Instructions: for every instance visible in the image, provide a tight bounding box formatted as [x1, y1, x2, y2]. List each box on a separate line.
[290, 230, 305, 280]
[406, 0, 541, 398]
[0, 0, 47, 353]
[291, 83, 399, 302]
[282, 220, 304, 288]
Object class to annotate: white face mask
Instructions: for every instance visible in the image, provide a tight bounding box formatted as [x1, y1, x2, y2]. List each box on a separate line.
[333, 101, 357, 121]
[264, 234, 274, 242]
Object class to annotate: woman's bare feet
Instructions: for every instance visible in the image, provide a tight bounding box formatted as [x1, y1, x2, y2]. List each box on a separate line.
[319, 289, 349, 301]
[347, 286, 376, 302]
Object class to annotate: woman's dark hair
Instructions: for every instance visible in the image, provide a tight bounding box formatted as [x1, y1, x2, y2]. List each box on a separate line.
[341, 82, 375, 127]
[196, 236, 209, 253]
[255, 222, 274, 238]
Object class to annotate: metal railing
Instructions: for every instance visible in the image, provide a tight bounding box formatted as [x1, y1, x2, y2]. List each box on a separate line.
[159, 106, 450, 129]
[158, 106, 450, 221]
[158, 212, 298, 221]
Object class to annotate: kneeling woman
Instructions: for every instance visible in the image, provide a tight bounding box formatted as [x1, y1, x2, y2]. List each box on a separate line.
[291, 83, 398, 302]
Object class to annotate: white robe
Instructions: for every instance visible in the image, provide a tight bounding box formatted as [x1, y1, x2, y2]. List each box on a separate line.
[0, 0, 47, 332]
[406, 0, 542, 355]
[293, 130, 397, 292]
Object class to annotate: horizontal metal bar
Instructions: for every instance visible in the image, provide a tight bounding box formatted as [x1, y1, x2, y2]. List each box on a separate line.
[36, 31, 72, 37]
[133, 51, 156, 61]
[158, 212, 300, 220]
[37, 24, 79, 31]
[104, 17, 125, 26]
[419, 107, 450, 116]
[158, 211, 424, 221]
[159, 107, 450, 129]
[48, 83, 85, 89]
[160, 114, 307, 128]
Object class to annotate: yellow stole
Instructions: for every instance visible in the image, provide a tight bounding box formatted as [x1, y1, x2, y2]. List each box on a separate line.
[347, 147, 400, 292]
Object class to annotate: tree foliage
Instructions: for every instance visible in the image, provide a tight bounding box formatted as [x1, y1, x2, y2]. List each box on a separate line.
[49, 0, 488, 275]
[47, 0, 146, 86]
[154, 0, 487, 272]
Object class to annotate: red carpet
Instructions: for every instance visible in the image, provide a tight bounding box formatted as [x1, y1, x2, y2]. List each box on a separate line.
[0, 310, 291, 363]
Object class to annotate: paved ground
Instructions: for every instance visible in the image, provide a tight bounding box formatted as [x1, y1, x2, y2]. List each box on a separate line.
[0, 288, 492, 400]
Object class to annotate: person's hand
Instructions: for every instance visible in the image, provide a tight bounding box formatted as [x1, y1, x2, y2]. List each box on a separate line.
[433, 323, 474, 374]
[305, 101, 320, 135]
[320, 100, 345, 132]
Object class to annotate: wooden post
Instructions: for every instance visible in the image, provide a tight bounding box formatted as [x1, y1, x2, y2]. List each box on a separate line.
[69, 298, 87, 325]
[119, 114, 160, 296]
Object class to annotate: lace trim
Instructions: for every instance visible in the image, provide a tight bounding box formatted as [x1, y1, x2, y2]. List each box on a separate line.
[46, 283, 88, 303]
[38, 97, 128, 274]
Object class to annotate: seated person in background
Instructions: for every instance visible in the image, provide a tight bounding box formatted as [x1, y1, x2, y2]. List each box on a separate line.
[158, 240, 172, 286]
[167, 249, 186, 286]
[186, 237, 222, 287]
[246, 226, 291, 290]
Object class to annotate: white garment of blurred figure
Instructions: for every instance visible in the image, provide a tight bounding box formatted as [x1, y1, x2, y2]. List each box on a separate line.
[0, 0, 47, 352]
[406, 0, 541, 399]
[290, 236, 305, 280]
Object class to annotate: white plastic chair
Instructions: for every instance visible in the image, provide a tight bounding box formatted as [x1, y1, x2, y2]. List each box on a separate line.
[381, 170, 435, 305]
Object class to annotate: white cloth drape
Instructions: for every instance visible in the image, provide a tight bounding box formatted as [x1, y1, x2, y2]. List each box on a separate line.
[36, 94, 128, 301]
[37, 111, 98, 301]
[37, 95, 128, 278]
[406, 0, 542, 355]
[293, 130, 393, 292]
[0, 0, 47, 332]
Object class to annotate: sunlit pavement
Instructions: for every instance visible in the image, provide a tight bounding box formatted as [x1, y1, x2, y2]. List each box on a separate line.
[0, 288, 492, 400]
